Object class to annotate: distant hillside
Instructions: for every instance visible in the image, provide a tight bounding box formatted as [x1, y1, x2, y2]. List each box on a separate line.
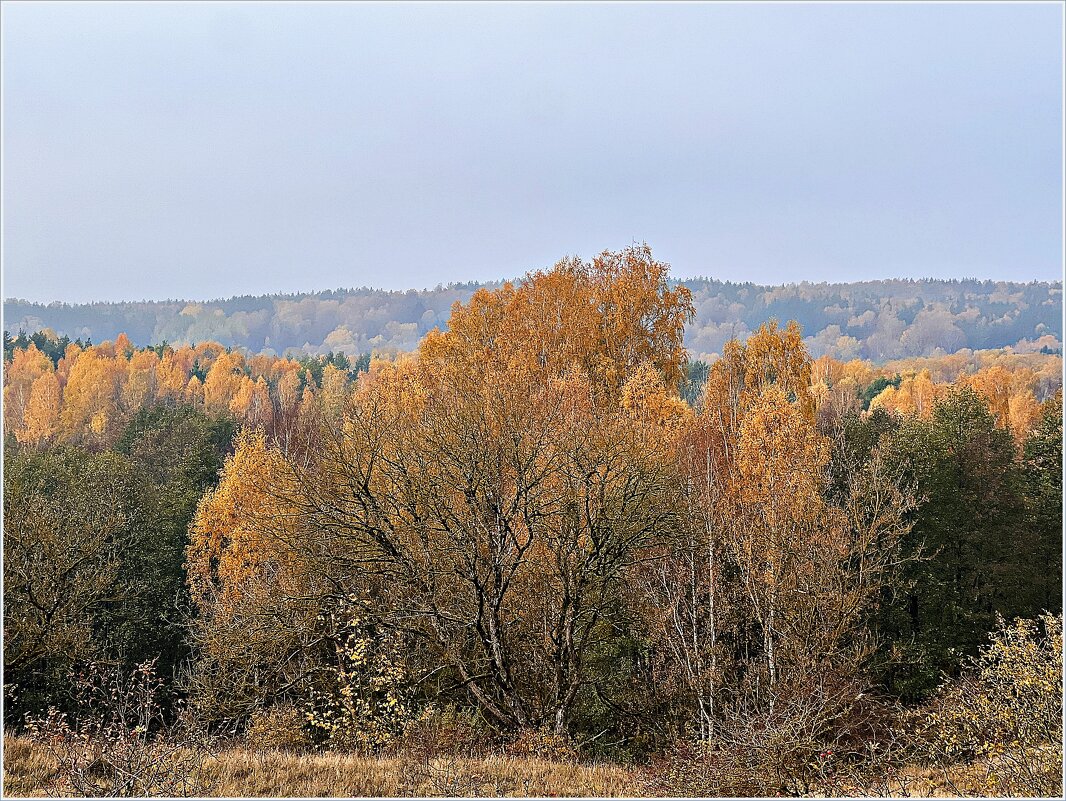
[4, 277, 1061, 362]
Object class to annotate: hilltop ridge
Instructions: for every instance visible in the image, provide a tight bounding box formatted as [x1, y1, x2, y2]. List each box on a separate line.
[5, 276, 1061, 362]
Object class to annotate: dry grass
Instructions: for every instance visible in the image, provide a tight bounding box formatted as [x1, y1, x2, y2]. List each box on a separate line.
[2, 735, 643, 797]
[2, 737, 62, 798]
[9, 734, 1035, 798]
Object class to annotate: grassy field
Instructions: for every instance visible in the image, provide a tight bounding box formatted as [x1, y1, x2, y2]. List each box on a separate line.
[2, 734, 1036, 798]
[2, 735, 646, 797]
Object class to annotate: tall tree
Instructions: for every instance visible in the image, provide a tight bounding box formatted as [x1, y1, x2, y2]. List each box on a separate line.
[877, 387, 1029, 699]
[1020, 391, 1063, 617]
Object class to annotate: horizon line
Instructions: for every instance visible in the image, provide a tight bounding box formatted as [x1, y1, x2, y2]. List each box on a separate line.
[5, 273, 1062, 308]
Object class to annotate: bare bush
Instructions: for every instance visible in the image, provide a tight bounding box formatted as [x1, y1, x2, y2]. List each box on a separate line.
[245, 703, 313, 753]
[24, 659, 216, 797]
[506, 727, 580, 763]
[396, 704, 496, 759]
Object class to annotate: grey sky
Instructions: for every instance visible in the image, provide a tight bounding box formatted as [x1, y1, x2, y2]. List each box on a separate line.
[2, 1, 1062, 303]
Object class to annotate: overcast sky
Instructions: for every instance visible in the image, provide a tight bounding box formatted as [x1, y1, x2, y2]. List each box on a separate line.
[2, 1, 1062, 303]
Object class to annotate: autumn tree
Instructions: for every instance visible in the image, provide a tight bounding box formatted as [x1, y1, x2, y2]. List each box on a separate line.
[19, 371, 62, 445]
[727, 386, 838, 703]
[718, 385, 912, 743]
[420, 244, 694, 403]
[121, 348, 160, 413]
[186, 248, 694, 737]
[157, 347, 194, 401]
[59, 346, 128, 443]
[185, 429, 312, 722]
[275, 359, 681, 735]
[810, 356, 872, 427]
[4, 344, 54, 440]
[638, 320, 914, 766]
[203, 350, 245, 416]
[651, 321, 820, 734]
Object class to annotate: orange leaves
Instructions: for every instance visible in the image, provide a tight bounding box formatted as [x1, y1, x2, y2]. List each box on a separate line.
[1007, 393, 1042, 442]
[19, 372, 62, 444]
[964, 365, 1044, 442]
[421, 245, 693, 403]
[734, 386, 828, 515]
[4, 344, 54, 437]
[700, 320, 815, 452]
[157, 348, 192, 400]
[588, 247, 693, 378]
[870, 369, 946, 420]
[276, 369, 302, 415]
[114, 332, 133, 357]
[726, 381, 835, 578]
[266, 299, 685, 731]
[184, 375, 204, 405]
[351, 354, 424, 429]
[869, 363, 1043, 441]
[59, 346, 128, 442]
[682, 320, 874, 696]
[187, 430, 305, 616]
[320, 363, 350, 418]
[862, 350, 1060, 441]
[810, 356, 871, 421]
[621, 362, 693, 433]
[4, 334, 358, 445]
[122, 349, 160, 412]
[229, 376, 276, 429]
[741, 320, 813, 413]
[204, 351, 246, 415]
[227, 376, 256, 419]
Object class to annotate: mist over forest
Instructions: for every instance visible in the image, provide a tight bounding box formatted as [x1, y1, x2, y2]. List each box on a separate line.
[6, 275, 1061, 362]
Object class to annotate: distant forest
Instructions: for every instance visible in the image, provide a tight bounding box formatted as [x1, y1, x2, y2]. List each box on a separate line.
[5, 276, 1062, 362]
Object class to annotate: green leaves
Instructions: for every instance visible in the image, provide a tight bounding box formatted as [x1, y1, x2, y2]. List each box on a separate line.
[874, 387, 1037, 699]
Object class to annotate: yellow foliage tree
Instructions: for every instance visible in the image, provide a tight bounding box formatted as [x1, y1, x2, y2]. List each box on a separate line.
[122, 348, 160, 412]
[187, 430, 319, 720]
[621, 362, 693, 431]
[157, 347, 193, 400]
[59, 348, 127, 443]
[728, 385, 838, 695]
[4, 344, 53, 437]
[184, 375, 204, 405]
[188, 430, 308, 612]
[19, 372, 62, 445]
[203, 351, 246, 415]
[870, 368, 944, 418]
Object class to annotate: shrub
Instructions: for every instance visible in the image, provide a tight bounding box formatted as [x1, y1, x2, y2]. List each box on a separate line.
[397, 704, 496, 759]
[246, 703, 313, 753]
[507, 728, 580, 762]
[915, 613, 1063, 797]
[23, 660, 215, 797]
[302, 595, 416, 752]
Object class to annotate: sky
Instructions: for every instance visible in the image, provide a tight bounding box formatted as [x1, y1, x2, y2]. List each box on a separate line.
[1, 1, 1063, 304]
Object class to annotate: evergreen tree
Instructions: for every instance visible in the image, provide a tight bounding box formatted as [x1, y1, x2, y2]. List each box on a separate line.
[878, 388, 1028, 699]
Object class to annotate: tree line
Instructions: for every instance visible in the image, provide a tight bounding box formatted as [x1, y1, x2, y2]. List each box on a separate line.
[4, 268, 1061, 362]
